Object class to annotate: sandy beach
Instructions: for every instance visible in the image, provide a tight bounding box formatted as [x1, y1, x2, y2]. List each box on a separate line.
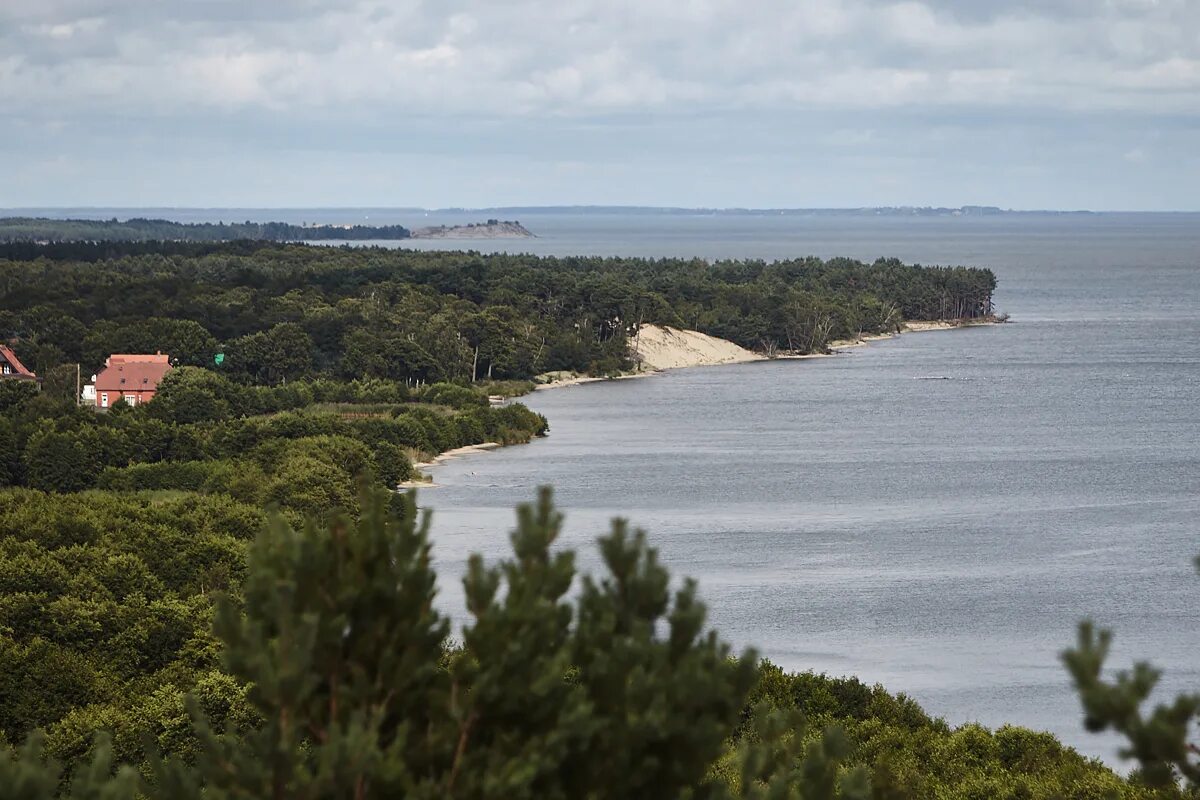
[413, 442, 503, 469]
[530, 324, 764, 392]
[533, 371, 610, 391]
[828, 319, 992, 351]
[406, 318, 998, 485]
[399, 442, 504, 488]
[530, 319, 995, 392]
[632, 324, 765, 370]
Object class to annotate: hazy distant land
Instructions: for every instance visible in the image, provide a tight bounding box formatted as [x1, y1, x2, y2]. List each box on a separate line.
[0, 206, 1122, 244]
[409, 219, 535, 239]
[0, 216, 534, 243]
[425, 204, 1098, 217]
[0, 217, 412, 243]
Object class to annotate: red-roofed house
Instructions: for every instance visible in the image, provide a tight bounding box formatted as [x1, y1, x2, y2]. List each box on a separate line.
[94, 353, 172, 409]
[0, 345, 37, 382]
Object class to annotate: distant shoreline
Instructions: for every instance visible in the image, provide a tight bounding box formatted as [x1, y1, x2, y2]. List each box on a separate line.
[0, 216, 537, 244]
[410, 319, 1002, 484]
[533, 318, 1001, 392]
[409, 220, 535, 240]
[11, 206, 1197, 216]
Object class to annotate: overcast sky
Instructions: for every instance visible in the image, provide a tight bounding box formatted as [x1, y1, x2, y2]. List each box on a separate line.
[2, 0, 1197, 210]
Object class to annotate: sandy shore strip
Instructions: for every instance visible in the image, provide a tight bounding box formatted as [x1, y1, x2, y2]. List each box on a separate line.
[404, 318, 1000, 486]
[828, 319, 993, 351]
[903, 320, 963, 333]
[531, 318, 999, 392]
[533, 370, 656, 391]
[397, 477, 438, 489]
[412, 442, 503, 470]
[533, 371, 610, 391]
[398, 442, 505, 489]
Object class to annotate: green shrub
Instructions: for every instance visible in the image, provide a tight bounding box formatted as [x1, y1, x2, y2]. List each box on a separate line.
[97, 460, 230, 492]
[23, 426, 102, 493]
[420, 381, 488, 409]
[373, 441, 414, 487]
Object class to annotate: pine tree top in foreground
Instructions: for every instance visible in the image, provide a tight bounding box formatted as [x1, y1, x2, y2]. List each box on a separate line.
[1, 486, 1189, 799]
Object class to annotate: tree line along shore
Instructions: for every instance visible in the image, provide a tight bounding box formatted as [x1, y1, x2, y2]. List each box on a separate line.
[0, 238, 997, 380]
[3, 239, 1181, 798]
[0, 216, 536, 244]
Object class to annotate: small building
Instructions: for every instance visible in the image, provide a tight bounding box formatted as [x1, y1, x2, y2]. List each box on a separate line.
[0, 345, 37, 381]
[94, 353, 172, 409]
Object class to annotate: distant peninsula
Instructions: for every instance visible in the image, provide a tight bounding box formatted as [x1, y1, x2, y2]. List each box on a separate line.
[0, 216, 540, 244]
[409, 219, 535, 239]
[0, 217, 411, 243]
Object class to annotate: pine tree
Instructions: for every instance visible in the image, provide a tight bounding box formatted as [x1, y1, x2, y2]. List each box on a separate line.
[1063, 554, 1200, 790]
[1, 487, 868, 798]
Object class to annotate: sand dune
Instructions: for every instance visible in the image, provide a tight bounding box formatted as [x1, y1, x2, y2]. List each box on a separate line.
[532, 319, 996, 390]
[631, 324, 765, 371]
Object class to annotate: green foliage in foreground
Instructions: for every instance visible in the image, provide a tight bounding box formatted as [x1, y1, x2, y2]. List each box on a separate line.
[0, 488, 1179, 799]
[0, 489, 262, 766]
[1063, 555, 1200, 792]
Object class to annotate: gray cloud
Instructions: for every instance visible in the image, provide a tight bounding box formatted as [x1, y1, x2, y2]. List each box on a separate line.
[1, 0, 1197, 208]
[5, 0, 1198, 115]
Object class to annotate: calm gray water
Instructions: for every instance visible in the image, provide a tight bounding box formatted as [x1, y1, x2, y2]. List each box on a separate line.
[403, 211, 1199, 766]
[22, 207, 1200, 763]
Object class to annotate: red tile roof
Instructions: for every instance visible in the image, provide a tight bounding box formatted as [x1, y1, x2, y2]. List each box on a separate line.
[95, 354, 172, 393]
[107, 353, 170, 365]
[0, 345, 36, 379]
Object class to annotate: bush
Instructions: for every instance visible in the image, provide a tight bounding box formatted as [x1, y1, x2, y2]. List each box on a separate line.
[420, 381, 488, 409]
[97, 460, 232, 492]
[373, 442, 414, 487]
[263, 453, 356, 518]
[0, 380, 39, 413]
[149, 368, 236, 424]
[23, 426, 102, 493]
[0, 488, 259, 760]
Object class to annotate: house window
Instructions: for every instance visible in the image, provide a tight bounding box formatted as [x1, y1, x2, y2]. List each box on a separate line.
[1, 364, 10, 374]
[125, 394, 137, 407]
[101, 393, 108, 408]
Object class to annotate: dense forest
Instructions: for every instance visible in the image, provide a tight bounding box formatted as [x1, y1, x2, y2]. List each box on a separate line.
[0, 241, 997, 386]
[0, 239, 992, 518]
[7, 240, 1180, 798]
[0, 373, 546, 509]
[0, 218, 411, 243]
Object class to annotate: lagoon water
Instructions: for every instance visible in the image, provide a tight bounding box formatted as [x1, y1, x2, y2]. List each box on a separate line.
[406, 211, 1200, 765]
[26, 207, 1200, 762]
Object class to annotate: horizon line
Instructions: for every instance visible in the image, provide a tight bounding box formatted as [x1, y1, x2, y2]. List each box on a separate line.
[3, 205, 1199, 215]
